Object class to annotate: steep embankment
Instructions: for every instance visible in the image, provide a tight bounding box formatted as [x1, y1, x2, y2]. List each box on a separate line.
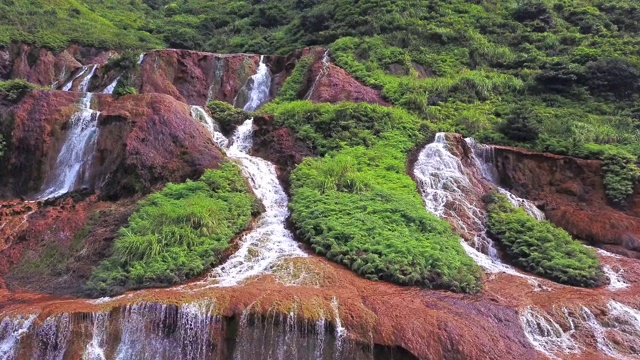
[492, 146, 640, 259]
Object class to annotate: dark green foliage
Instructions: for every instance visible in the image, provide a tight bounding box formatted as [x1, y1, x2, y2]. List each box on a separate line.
[584, 58, 640, 100]
[113, 83, 137, 97]
[500, 105, 542, 142]
[0, 79, 39, 102]
[261, 101, 422, 155]
[275, 55, 313, 102]
[485, 192, 605, 287]
[0, 0, 162, 50]
[206, 100, 249, 134]
[86, 163, 256, 296]
[602, 150, 640, 206]
[290, 145, 482, 293]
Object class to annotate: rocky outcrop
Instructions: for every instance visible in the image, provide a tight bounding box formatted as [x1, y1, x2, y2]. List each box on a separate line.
[303, 48, 389, 105]
[0, 90, 223, 199]
[0, 43, 115, 88]
[492, 146, 640, 258]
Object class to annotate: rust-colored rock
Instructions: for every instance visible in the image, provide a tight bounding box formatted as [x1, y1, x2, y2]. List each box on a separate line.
[0, 90, 223, 199]
[1, 43, 113, 87]
[138, 49, 262, 106]
[492, 146, 640, 258]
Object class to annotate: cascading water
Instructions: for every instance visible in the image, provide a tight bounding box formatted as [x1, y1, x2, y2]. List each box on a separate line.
[61, 66, 89, 91]
[102, 76, 120, 94]
[0, 314, 38, 360]
[465, 138, 545, 220]
[38, 93, 100, 199]
[190, 61, 306, 287]
[190, 106, 229, 148]
[413, 133, 522, 275]
[233, 56, 271, 111]
[137, 53, 145, 65]
[78, 65, 97, 93]
[519, 307, 580, 359]
[202, 118, 307, 286]
[304, 50, 330, 100]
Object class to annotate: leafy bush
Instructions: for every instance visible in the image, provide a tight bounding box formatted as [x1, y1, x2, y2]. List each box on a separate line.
[290, 145, 482, 293]
[485, 192, 605, 287]
[602, 150, 640, 206]
[86, 162, 257, 296]
[500, 105, 542, 142]
[0, 79, 38, 102]
[275, 55, 313, 102]
[261, 101, 422, 155]
[206, 100, 249, 134]
[113, 83, 137, 97]
[584, 58, 640, 100]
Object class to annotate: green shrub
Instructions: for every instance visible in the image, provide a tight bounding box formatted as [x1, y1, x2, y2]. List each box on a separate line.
[0, 79, 38, 102]
[113, 83, 137, 97]
[86, 162, 257, 296]
[602, 150, 640, 206]
[485, 192, 605, 287]
[261, 101, 421, 155]
[500, 105, 542, 142]
[276, 55, 313, 102]
[206, 100, 249, 134]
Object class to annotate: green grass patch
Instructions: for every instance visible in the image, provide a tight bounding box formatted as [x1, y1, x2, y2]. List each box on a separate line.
[86, 162, 258, 296]
[485, 192, 605, 288]
[290, 145, 482, 293]
[269, 101, 482, 293]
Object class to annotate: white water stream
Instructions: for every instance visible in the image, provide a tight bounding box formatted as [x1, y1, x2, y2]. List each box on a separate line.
[190, 57, 306, 287]
[304, 50, 330, 100]
[233, 56, 271, 111]
[102, 76, 120, 94]
[38, 93, 100, 200]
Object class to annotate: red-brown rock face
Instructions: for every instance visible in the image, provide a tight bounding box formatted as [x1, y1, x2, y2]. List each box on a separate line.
[0, 43, 115, 87]
[0, 90, 223, 199]
[138, 49, 262, 106]
[492, 146, 640, 258]
[303, 48, 388, 105]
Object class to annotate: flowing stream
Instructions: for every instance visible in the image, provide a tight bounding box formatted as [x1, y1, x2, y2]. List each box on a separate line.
[102, 76, 120, 94]
[304, 50, 330, 100]
[233, 56, 271, 111]
[413, 133, 542, 276]
[38, 93, 100, 199]
[191, 57, 307, 287]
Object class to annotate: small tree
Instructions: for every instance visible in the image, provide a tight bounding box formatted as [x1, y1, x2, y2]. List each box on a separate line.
[500, 105, 542, 142]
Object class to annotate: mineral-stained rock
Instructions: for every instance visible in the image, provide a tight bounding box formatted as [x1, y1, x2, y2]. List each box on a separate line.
[492, 146, 640, 258]
[0, 90, 223, 200]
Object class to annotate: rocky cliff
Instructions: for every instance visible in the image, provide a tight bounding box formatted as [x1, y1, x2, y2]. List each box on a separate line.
[492, 146, 640, 259]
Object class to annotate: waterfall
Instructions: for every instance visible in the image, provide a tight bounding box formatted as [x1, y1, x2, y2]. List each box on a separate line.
[304, 50, 330, 100]
[102, 76, 120, 94]
[188, 60, 306, 287]
[203, 118, 307, 286]
[603, 265, 629, 290]
[607, 301, 640, 336]
[465, 138, 545, 220]
[114, 302, 219, 360]
[580, 307, 624, 359]
[0, 314, 38, 360]
[234, 56, 271, 111]
[61, 66, 89, 91]
[414, 134, 500, 256]
[519, 307, 580, 358]
[190, 106, 229, 148]
[38, 93, 100, 200]
[82, 313, 108, 360]
[32, 313, 72, 360]
[137, 53, 145, 65]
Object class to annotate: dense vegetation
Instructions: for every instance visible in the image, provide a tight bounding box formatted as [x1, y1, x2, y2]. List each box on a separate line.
[485, 192, 605, 287]
[268, 101, 482, 293]
[86, 163, 257, 296]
